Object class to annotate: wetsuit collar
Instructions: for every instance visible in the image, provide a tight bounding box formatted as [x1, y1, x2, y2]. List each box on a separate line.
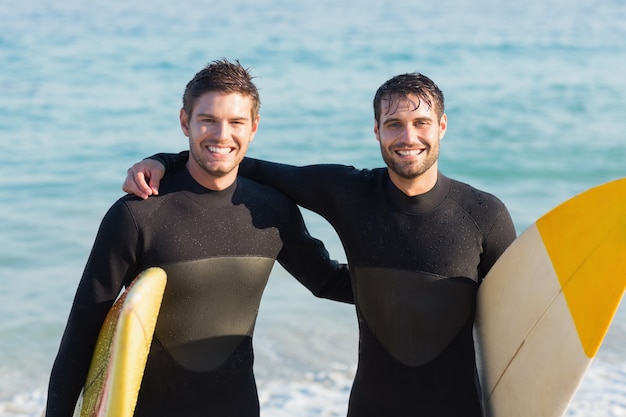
[385, 171, 452, 215]
[176, 167, 237, 195]
[159, 167, 239, 207]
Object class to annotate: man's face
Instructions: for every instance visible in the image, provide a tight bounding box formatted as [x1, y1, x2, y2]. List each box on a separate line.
[374, 93, 447, 182]
[181, 91, 259, 187]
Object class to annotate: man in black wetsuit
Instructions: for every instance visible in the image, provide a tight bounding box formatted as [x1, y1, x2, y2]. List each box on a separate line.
[123, 73, 518, 416]
[45, 59, 352, 417]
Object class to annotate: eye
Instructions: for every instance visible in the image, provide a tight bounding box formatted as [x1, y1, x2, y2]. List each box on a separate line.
[385, 121, 402, 129]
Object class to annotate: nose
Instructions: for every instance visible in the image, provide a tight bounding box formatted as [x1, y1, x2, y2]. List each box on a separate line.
[213, 121, 231, 140]
[400, 125, 417, 143]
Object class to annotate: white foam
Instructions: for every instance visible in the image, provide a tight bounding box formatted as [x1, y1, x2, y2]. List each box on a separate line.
[6, 359, 626, 417]
[258, 363, 354, 417]
[567, 361, 626, 417]
[0, 389, 45, 417]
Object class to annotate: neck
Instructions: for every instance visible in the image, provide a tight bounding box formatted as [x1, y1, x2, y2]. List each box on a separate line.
[186, 161, 238, 191]
[387, 166, 438, 197]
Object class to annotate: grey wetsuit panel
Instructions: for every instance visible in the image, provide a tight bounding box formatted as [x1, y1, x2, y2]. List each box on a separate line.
[355, 266, 477, 366]
[157, 257, 274, 371]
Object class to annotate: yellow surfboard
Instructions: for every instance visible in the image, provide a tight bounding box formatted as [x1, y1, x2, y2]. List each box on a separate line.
[74, 267, 167, 417]
[475, 178, 626, 416]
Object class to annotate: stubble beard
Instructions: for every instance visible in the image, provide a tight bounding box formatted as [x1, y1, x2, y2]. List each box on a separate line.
[189, 141, 237, 179]
[381, 142, 440, 180]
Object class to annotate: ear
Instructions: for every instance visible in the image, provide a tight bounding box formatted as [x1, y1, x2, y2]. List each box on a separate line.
[439, 114, 447, 140]
[249, 114, 260, 142]
[373, 119, 381, 142]
[180, 108, 190, 136]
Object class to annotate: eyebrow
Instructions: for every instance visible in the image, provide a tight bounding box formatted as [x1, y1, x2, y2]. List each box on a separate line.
[382, 117, 402, 124]
[196, 113, 250, 121]
[382, 116, 433, 124]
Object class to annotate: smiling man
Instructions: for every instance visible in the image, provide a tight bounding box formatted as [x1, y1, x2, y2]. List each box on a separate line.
[181, 72, 260, 189]
[123, 72, 517, 416]
[45, 59, 353, 417]
[373, 74, 446, 196]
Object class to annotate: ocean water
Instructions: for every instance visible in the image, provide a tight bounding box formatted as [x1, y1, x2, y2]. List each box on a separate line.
[1, 0, 625, 415]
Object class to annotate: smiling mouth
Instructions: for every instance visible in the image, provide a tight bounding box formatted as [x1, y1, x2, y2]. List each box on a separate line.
[395, 149, 424, 157]
[207, 145, 233, 155]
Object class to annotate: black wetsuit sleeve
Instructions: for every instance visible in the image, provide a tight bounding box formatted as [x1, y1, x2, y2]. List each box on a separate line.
[46, 201, 140, 417]
[238, 158, 357, 222]
[275, 201, 353, 304]
[149, 152, 187, 171]
[148, 153, 339, 213]
[478, 202, 517, 280]
[148, 152, 334, 208]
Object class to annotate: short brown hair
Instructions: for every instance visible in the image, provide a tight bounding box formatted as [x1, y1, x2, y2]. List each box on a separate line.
[182, 59, 260, 119]
[373, 73, 444, 123]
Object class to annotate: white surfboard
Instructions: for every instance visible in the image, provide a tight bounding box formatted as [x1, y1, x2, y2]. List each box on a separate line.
[475, 177, 626, 417]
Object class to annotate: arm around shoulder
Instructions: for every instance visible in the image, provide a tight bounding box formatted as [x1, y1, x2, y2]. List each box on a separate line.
[123, 152, 188, 198]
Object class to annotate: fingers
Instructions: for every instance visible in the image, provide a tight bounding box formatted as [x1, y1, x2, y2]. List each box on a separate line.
[145, 159, 165, 194]
[122, 160, 165, 199]
[123, 169, 151, 199]
[147, 171, 162, 196]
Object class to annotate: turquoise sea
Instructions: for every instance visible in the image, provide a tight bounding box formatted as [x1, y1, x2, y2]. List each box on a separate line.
[1, 0, 625, 415]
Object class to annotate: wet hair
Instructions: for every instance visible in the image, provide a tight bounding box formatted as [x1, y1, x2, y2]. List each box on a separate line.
[182, 59, 260, 119]
[373, 73, 445, 123]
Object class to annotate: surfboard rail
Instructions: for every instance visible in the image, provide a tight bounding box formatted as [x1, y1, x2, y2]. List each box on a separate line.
[76, 267, 167, 417]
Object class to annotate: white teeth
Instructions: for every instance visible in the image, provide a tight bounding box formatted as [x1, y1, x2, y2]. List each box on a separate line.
[208, 146, 231, 155]
[396, 149, 422, 156]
